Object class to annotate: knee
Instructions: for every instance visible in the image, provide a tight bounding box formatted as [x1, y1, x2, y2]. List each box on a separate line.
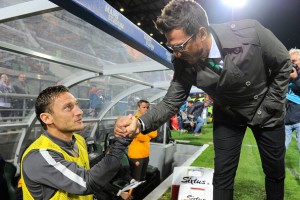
[213, 172, 235, 190]
[265, 166, 285, 180]
[266, 174, 285, 183]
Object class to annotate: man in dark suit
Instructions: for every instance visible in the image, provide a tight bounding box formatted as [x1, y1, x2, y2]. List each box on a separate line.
[114, 0, 291, 199]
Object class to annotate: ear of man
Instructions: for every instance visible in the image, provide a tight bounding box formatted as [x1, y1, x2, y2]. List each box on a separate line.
[199, 27, 207, 41]
[40, 113, 53, 126]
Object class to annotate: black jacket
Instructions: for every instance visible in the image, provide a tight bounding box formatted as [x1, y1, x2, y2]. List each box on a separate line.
[140, 19, 291, 130]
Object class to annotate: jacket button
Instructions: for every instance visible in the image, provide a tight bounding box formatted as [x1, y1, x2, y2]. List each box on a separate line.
[233, 48, 240, 54]
[230, 23, 236, 29]
[257, 110, 262, 115]
[245, 81, 251, 86]
[253, 95, 258, 99]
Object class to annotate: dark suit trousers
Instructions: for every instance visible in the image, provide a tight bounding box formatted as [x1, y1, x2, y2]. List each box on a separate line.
[129, 157, 149, 181]
[212, 121, 285, 200]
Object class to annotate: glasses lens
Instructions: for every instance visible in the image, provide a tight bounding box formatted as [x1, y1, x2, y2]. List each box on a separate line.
[176, 46, 184, 52]
[166, 34, 193, 53]
[167, 45, 184, 53]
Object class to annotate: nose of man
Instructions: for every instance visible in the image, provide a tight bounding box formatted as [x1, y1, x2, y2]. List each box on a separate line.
[75, 105, 83, 116]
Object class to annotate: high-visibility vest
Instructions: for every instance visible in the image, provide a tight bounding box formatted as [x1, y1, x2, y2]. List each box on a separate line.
[21, 134, 93, 200]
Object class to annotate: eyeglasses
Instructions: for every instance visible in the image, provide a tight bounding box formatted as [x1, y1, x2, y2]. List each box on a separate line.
[166, 34, 194, 53]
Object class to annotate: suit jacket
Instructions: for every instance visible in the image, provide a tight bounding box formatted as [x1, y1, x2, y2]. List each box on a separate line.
[140, 19, 291, 130]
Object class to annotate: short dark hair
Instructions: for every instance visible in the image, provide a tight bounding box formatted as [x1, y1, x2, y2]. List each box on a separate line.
[155, 0, 209, 36]
[137, 99, 149, 107]
[35, 85, 70, 130]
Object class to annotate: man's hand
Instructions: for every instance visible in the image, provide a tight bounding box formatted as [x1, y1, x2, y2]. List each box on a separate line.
[290, 67, 299, 79]
[114, 114, 141, 138]
[120, 191, 132, 200]
[126, 117, 141, 138]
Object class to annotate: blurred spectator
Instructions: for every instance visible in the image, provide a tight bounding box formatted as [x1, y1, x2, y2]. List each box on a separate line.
[201, 95, 213, 124]
[179, 99, 195, 132]
[188, 99, 211, 136]
[177, 100, 188, 132]
[0, 74, 15, 122]
[88, 85, 102, 117]
[285, 48, 300, 152]
[12, 72, 30, 117]
[169, 114, 180, 130]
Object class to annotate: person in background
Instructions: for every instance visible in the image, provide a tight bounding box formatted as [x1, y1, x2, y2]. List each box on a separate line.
[178, 99, 195, 132]
[285, 48, 300, 152]
[114, 0, 291, 199]
[188, 99, 211, 136]
[0, 74, 15, 122]
[128, 100, 157, 181]
[12, 72, 30, 117]
[21, 85, 136, 200]
[177, 99, 187, 133]
[88, 85, 102, 117]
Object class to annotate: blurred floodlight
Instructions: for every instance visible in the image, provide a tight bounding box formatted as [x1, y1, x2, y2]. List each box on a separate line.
[222, 0, 247, 8]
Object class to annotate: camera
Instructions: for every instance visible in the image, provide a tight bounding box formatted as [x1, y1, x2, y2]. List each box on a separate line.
[291, 63, 300, 74]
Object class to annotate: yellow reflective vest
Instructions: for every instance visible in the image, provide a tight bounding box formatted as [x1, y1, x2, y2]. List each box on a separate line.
[21, 134, 93, 200]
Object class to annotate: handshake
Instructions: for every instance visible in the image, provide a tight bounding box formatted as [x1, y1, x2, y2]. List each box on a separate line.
[114, 114, 141, 138]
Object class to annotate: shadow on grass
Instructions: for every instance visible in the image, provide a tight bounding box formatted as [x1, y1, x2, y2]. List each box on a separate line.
[234, 180, 266, 200]
[285, 139, 300, 186]
[285, 159, 300, 186]
[171, 124, 214, 146]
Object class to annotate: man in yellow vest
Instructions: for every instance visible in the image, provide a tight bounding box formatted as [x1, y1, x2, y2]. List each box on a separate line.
[21, 85, 136, 200]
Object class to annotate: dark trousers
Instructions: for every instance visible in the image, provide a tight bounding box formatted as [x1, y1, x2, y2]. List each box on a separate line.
[213, 121, 285, 200]
[129, 157, 149, 181]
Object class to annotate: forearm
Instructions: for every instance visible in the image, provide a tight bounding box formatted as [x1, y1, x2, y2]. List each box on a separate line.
[139, 80, 190, 131]
[88, 138, 132, 192]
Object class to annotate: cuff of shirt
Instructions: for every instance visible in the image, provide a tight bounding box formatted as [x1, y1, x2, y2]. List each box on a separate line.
[117, 190, 122, 196]
[138, 118, 146, 132]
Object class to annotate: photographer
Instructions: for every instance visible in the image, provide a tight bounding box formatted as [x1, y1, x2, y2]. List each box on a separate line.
[285, 48, 300, 152]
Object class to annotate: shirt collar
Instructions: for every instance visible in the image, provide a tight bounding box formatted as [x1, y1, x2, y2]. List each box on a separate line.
[208, 34, 221, 59]
[44, 131, 76, 148]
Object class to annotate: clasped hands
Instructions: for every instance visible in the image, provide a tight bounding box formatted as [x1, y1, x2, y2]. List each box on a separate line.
[114, 114, 141, 138]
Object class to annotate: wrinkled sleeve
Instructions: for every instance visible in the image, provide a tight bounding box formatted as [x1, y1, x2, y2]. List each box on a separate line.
[256, 20, 291, 104]
[139, 79, 191, 132]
